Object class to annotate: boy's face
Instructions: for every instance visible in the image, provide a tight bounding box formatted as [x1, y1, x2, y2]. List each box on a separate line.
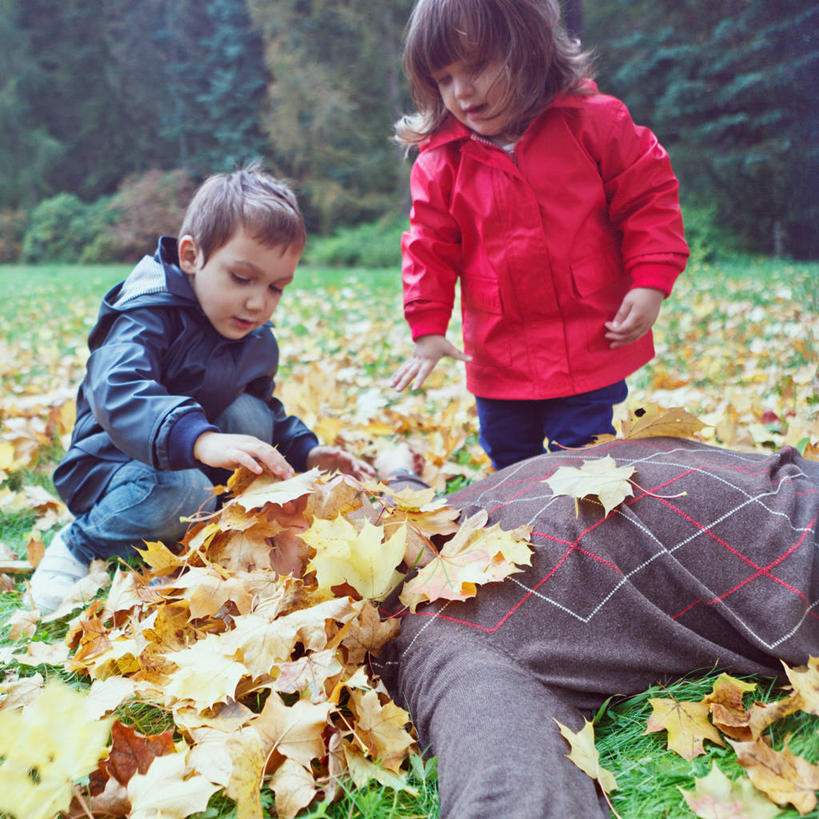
[179, 228, 300, 340]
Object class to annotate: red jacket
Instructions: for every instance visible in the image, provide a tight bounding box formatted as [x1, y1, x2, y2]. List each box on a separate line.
[402, 86, 689, 400]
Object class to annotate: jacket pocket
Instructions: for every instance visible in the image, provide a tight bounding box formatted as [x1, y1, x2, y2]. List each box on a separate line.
[461, 275, 504, 314]
[460, 276, 511, 366]
[568, 254, 629, 355]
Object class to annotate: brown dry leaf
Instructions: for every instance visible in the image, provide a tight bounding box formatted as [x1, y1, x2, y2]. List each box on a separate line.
[340, 600, 402, 664]
[545, 455, 635, 517]
[8, 607, 39, 639]
[645, 696, 724, 760]
[728, 737, 819, 814]
[253, 694, 333, 768]
[349, 687, 416, 774]
[272, 648, 344, 702]
[619, 403, 708, 440]
[0, 672, 44, 712]
[705, 673, 758, 741]
[679, 763, 780, 819]
[229, 468, 320, 512]
[133, 539, 187, 574]
[555, 717, 618, 794]
[100, 720, 175, 786]
[268, 758, 319, 819]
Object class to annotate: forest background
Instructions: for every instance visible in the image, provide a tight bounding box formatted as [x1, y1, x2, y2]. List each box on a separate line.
[0, 0, 817, 265]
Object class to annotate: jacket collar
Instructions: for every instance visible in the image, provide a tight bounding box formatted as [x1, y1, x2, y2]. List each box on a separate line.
[155, 236, 198, 300]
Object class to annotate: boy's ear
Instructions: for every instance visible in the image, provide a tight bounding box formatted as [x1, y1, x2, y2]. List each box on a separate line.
[177, 235, 200, 274]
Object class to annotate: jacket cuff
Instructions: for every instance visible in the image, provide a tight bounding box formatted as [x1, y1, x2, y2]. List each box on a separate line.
[405, 302, 451, 340]
[168, 411, 218, 470]
[629, 263, 681, 297]
[285, 435, 320, 473]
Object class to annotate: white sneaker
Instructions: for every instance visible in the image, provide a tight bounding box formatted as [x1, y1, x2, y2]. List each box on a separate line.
[29, 527, 90, 615]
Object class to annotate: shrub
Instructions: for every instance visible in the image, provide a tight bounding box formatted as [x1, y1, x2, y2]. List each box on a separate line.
[680, 200, 737, 264]
[303, 213, 407, 268]
[20, 194, 104, 263]
[0, 210, 29, 262]
[84, 169, 197, 263]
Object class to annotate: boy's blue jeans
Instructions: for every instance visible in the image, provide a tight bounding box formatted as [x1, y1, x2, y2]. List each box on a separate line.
[65, 394, 277, 564]
[475, 380, 627, 470]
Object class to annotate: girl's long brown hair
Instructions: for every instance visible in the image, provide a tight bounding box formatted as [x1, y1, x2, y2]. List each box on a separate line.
[396, 0, 594, 146]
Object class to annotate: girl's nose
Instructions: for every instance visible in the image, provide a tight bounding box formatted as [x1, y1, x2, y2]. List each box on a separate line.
[453, 73, 474, 100]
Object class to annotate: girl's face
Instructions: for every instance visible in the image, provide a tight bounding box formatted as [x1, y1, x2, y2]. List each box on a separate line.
[431, 60, 513, 139]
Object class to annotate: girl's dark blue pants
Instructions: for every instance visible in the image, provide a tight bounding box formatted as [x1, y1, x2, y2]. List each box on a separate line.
[475, 379, 628, 469]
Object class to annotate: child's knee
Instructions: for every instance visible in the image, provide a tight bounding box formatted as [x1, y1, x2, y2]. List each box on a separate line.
[215, 393, 273, 439]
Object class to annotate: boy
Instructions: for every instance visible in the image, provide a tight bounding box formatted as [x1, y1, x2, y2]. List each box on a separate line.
[30, 166, 373, 614]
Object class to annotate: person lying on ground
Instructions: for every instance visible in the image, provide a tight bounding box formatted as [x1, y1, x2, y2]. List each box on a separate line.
[372, 436, 818, 818]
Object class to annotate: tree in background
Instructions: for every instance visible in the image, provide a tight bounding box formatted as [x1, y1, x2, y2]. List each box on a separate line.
[247, 0, 414, 233]
[586, 0, 819, 258]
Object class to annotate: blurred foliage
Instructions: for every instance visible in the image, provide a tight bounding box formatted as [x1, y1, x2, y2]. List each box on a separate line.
[0, 0, 816, 258]
[303, 213, 407, 268]
[0, 209, 28, 263]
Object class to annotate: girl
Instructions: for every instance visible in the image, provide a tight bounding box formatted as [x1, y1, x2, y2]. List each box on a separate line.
[390, 0, 689, 469]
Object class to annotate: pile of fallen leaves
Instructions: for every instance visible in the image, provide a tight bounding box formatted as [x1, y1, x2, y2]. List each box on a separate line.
[1, 465, 533, 818]
[560, 663, 819, 818]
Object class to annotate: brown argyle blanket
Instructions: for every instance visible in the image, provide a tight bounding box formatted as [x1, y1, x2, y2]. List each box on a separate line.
[375, 437, 819, 704]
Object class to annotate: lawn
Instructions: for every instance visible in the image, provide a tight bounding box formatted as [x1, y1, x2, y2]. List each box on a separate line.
[0, 253, 817, 818]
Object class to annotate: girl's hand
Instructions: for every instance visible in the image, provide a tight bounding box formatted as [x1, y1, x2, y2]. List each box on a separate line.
[390, 334, 471, 392]
[604, 287, 665, 348]
[305, 445, 376, 480]
[193, 431, 295, 479]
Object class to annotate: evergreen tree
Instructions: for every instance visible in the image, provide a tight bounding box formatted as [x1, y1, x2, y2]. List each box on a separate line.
[587, 0, 819, 258]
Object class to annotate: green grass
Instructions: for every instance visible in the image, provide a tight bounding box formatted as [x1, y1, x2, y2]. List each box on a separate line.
[1, 253, 818, 818]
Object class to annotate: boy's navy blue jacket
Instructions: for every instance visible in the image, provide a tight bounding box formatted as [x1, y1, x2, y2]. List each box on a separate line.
[54, 237, 319, 515]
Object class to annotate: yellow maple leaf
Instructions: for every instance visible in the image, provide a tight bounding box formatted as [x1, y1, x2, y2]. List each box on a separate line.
[398, 511, 532, 612]
[545, 455, 635, 517]
[782, 655, 819, 716]
[304, 516, 407, 600]
[554, 717, 617, 793]
[127, 751, 220, 819]
[230, 468, 320, 512]
[645, 696, 724, 760]
[225, 728, 266, 819]
[268, 758, 319, 819]
[0, 679, 113, 819]
[679, 763, 780, 819]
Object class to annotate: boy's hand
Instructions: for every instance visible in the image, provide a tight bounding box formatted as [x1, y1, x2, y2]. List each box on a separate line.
[193, 431, 295, 479]
[306, 446, 376, 480]
[604, 287, 665, 348]
[390, 334, 471, 392]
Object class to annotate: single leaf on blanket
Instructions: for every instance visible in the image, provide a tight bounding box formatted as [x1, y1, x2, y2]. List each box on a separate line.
[645, 696, 724, 760]
[127, 751, 220, 819]
[619, 403, 708, 440]
[554, 717, 617, 794]
[679, 763, 780, 819]
[304, 516, 407, 600]
[781, 655, 819, 716]
[0, 679, 113, 819]
[728, 737, 819, 815]
[545, 455, 635, 517]
[704, 673, 758, 741]
[398, 510, 532, 612]
[229, 468, 320, 512]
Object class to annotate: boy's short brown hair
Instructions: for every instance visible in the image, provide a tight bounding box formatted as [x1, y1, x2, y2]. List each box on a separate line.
[179, 164, 306, 264]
